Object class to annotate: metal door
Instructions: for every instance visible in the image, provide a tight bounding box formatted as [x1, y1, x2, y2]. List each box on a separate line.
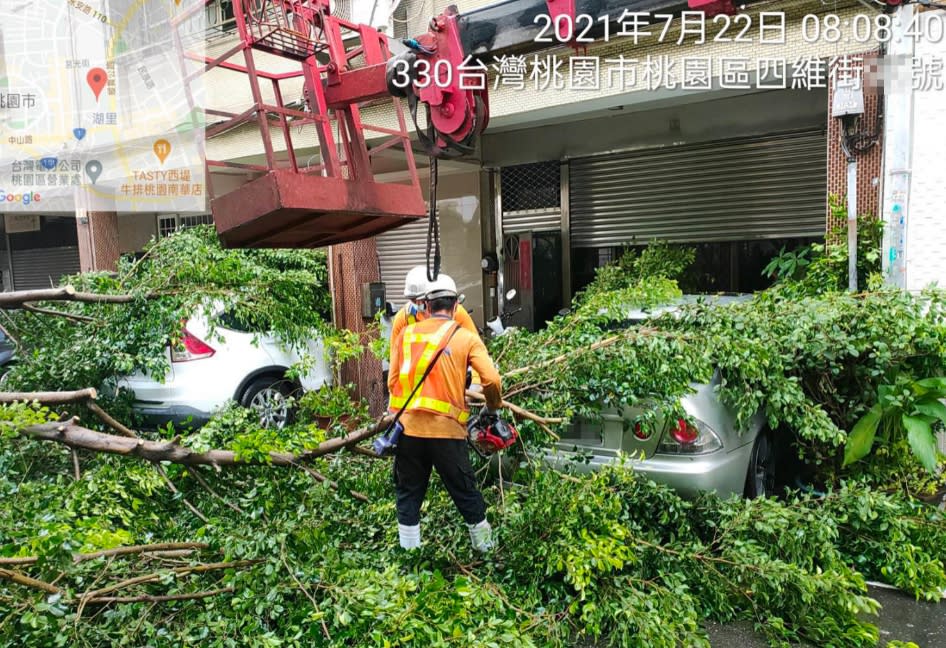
[569, 131, 827, 247]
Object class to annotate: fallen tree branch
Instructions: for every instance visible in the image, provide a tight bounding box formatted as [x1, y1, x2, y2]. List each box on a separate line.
[86, 402, 138, 438]
[0, 388, 97, 405]
[3, 560, 255, 604]
[155, 464, 209, 524]
[0, 286, 137, 307]
[85, 586, 234, 605]
[141, 549, 202, 560]
[347, 445, 386, 459]
[290, 460, 370, 502]
[22, 303, 96, 323]
[18, 416, 393, 468]
[503, 326, 666, 379]
[83, 543, 210, 563]
[0, 389, 138, 439]
[465, 390, 562, 439]
[0, 568, 61, 594]
[0, 542, 210, 568]
[81, 559, 261, 600]
[187, 468, 246, 515]
[280, 551, 331, 640]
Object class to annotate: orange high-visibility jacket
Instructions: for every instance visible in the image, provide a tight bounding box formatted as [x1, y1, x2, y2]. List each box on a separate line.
[390, 302, 481, 385]
[390, 302, 478, 342]
[388, 317, 502, 440]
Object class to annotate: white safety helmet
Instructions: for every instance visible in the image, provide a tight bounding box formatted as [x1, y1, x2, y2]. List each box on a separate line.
[425, 274, 458, 301]
[403, 265, 430, 299]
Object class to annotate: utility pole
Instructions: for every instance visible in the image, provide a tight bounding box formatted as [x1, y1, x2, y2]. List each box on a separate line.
[880, 5, 915, 289]
[832, 79, 865, 292]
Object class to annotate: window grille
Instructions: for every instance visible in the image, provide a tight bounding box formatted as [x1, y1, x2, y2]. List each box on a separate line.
[158, 214, 213, 238]
[500, 161, 560, 213]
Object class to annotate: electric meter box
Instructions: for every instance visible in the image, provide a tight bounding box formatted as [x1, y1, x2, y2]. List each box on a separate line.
[832, 79, 865, 118]
[362, 282, 386, 319]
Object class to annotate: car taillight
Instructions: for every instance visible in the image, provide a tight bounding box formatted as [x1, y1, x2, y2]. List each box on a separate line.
[671, 419, 699, 444]
[657, 418, 723, 455]
[633, 422, 651, 440]
[171, 327, 215, 362]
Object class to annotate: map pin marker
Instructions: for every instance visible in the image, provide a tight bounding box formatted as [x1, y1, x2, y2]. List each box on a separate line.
[73, 128, 86, 141]
[86, 68, 107, 101]
[40, 157, 58, 171]
[153, 139, 171, 164]
[85, 160, 103, 184]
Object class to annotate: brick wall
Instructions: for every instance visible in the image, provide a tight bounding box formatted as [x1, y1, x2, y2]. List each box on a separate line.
[826, 53, 884, 233]
[330, 238, 386, 415]
[76, 211, 121, 272]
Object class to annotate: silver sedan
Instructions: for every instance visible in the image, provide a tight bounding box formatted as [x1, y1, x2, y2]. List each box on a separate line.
[543, 296, 779, 499]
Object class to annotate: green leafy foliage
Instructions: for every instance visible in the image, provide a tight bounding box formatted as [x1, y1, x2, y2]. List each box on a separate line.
[498, 245, 946, 483]
[4, 445, 940, 647]
[845, 375, 946, 473]
[4, 225, 332, 398]
[2, 236, 945, 646]
[762, 244, 811, 281]
[767, 195, 884, 298]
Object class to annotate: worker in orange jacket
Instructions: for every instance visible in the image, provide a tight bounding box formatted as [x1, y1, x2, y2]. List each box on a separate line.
[388, 274, 502, 552]
[390, 265, 479, 341]
[390, 266, 482, 391]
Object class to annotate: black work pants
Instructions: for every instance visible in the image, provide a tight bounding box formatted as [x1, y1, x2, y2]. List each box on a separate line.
[394, 434, 486, 527]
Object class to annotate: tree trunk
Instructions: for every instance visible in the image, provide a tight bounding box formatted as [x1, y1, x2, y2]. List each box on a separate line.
[0, 286, 136, 307]
[0, 388, 98, 404]
[19, 416, 392, 467]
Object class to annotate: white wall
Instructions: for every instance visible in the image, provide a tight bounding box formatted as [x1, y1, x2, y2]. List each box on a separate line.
[902, 10, 946, 291]
[422, 171, 485, 326]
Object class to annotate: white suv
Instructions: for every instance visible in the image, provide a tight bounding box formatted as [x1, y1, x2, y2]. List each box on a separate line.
[119, 308, 332, 429]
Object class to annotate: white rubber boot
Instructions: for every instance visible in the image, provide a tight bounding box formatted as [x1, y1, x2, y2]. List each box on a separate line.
[468, 519, 493, 553]
[398, 523, 421, 550]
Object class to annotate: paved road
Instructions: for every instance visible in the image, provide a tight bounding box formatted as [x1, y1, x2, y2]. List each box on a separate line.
[707, 586, 945, 647]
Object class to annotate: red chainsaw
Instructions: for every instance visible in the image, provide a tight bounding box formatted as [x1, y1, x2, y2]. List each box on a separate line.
[467, 409, 519, 457]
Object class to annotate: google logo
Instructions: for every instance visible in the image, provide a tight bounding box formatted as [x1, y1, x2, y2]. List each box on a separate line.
[0, 190, 41, 206]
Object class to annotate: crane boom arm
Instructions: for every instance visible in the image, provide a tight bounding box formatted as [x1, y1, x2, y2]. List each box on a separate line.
[392, 0, 742, 158]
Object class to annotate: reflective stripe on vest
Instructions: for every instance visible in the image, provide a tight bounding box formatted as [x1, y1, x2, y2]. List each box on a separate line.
[389, 320, 469, 423]
[388, 395, 470, 423]
[396, 320, 449, 401]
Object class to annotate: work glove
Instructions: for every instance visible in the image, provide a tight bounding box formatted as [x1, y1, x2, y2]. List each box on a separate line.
[477, 409, 502, 438]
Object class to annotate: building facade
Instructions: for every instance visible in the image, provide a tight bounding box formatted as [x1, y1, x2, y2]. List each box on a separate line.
[5, 0, 940, 404]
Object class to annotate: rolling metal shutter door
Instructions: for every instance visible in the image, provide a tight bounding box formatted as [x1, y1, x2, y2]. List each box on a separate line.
[569, 131, 827, 247]
[500, 162, 562, 233]
[12, 247, 81, 290]
[502, 210, 561, 233]
[375, 219, 430, 305]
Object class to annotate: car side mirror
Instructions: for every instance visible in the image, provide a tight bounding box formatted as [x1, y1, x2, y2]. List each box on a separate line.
[505, 288, 517, 301]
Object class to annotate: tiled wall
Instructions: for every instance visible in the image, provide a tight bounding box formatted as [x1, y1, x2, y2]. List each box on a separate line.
[825, 52, 884, 233]
[77, 212, 121, 272]
[330, 238, 387, 414]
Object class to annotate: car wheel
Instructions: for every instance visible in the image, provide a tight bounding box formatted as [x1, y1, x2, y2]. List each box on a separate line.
[240, 376, 295, 429]
[745, 431, 777, 499]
